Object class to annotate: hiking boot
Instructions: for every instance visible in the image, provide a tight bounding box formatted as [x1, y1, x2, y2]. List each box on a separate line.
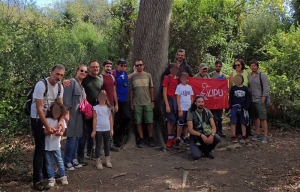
[32, 181, 51, 191]
[183, 137, 190, 145]
[252, 134, 260, 141]
[207, 152, 215, 159]
[138, 138, 144, 148]
[60, 176, 68, 185]
[174, 138, 180, 149]
[148, 137, 155, 147]
[110, 145, 121, 152]
[95, 158, 103, 170]
[105, 156, 112, 168]
[72, 159, 82, 168]
[65, 163, 75, 171]
[48, 178, 56, 187]
[231, 135, 237, 143]
[78, 156, 88, 166]
[262, 136, 268, 144]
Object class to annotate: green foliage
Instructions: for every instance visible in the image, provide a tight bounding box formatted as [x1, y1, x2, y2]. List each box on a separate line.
[261, 26, 300, 127]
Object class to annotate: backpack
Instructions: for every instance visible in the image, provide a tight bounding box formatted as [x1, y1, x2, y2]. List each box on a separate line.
[24, 78, 62, 116]
[160, 75, 181, 93]
[99, 74, 115, 83]
[259, 73, 271, 105]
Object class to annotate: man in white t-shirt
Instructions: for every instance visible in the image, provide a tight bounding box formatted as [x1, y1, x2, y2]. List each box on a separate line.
[30, 64, 65, 191]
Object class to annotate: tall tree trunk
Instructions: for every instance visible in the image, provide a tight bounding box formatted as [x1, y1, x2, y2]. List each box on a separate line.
[124, 0, 173, 150]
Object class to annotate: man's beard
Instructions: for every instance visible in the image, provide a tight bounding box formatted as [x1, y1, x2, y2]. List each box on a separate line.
[216, 69, 221, 73]
[197, 106, 204, 109]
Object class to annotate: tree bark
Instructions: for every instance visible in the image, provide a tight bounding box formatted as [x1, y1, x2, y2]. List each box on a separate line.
[125, 0, 173, 150]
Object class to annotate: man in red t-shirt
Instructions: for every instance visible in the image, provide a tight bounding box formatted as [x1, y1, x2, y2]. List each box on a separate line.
[162, 63, 180, 148]
[100, 60, 119, 151]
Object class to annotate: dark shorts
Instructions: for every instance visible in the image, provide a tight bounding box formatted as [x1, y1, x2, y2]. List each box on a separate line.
[177, 111, 188, 126]
[230, 105, 247, 125]
[249, 100, 267, 120]
[163, 97, 177, 125]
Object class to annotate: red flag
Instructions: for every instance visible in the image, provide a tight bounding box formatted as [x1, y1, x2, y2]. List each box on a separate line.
[188, 78, 229, 110]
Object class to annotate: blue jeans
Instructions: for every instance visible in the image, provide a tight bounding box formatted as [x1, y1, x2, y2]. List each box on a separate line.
[64, 137, 79, 164]
[190, 134, 221, 160]
[45, 150, 66, 178]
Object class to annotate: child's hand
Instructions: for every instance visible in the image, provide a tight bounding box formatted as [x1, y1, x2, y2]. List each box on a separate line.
[166, 105, 170, 113]
[178, 110, 183, 117]
[91, 131, 96, 138]
[110, 130, 114, 137]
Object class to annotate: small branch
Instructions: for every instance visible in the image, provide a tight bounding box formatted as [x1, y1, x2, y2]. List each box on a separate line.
[182, 171, 189, 188]
[111, 172, 127, 179]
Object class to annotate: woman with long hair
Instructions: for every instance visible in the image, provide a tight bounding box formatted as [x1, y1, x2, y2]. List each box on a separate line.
[63, 64, 88, 170]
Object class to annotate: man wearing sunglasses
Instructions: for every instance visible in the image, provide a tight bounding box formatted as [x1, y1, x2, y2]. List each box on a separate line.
[111, 59, 135, 149]
[129, 59, 155, 148]
[194, 63, 211, 78]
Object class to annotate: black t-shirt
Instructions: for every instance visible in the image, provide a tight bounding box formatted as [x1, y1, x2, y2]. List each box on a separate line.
[82, 75, 103, 106]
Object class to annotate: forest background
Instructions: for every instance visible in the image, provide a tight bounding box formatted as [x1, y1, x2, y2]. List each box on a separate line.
[1, 0, 300, 163]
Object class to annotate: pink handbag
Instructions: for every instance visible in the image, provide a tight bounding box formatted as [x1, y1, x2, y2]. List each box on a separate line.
[79, 99, 93, 117]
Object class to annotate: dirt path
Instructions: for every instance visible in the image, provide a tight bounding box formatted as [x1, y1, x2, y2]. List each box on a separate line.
[1, 128, 300, 192]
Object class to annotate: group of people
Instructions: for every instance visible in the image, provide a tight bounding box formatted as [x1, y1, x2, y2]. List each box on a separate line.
[29, 49, 269, 191]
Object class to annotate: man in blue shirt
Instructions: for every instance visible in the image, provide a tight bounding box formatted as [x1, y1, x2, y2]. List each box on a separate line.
[111, 59, 135, 148]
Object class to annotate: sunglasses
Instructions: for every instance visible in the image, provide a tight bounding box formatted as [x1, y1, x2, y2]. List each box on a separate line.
[235, 64, 241, 67]
[120, 64, 127, 67]
[80, 69, 88, 73]
[135, 64, 143, 67]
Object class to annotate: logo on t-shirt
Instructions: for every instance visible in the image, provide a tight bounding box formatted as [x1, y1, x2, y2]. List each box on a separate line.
[234, 90, 246, 97]
[181, 90, 192, 97]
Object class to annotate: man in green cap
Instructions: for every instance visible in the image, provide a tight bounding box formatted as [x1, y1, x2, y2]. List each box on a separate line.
[194, 63, 211, 78]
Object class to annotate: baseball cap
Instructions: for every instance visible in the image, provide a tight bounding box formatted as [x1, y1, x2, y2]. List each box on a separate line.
[199, 63, 208, 69]
[118, 59, 127, 65]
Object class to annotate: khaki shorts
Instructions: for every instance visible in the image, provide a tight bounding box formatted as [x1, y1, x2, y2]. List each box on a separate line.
[134, 105, 153, 124]
[249, 100, 267, 120]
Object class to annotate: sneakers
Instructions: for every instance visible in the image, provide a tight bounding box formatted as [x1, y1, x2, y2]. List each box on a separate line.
[60, 176, 68, 185]
[138, 138, 144, 148]
[65, 163, 75, 171]
[262, 136, 268, 143]
[240, 136, 249, 144]
[183, 137, 190, 145]
[175, 138, 180, 149]
[96, 158, 103, 170]
[48, 178, 56, 187]
[78, 156, 88, 166]
[148, 137, 155, 147]
[165, 137, 176, 148]
[72, 159, 82, 168]
[231, 135, 238, 143]
[32, 181, 51, 191]
[252, 134, 260, 141]
[105, 156, 112, 168]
